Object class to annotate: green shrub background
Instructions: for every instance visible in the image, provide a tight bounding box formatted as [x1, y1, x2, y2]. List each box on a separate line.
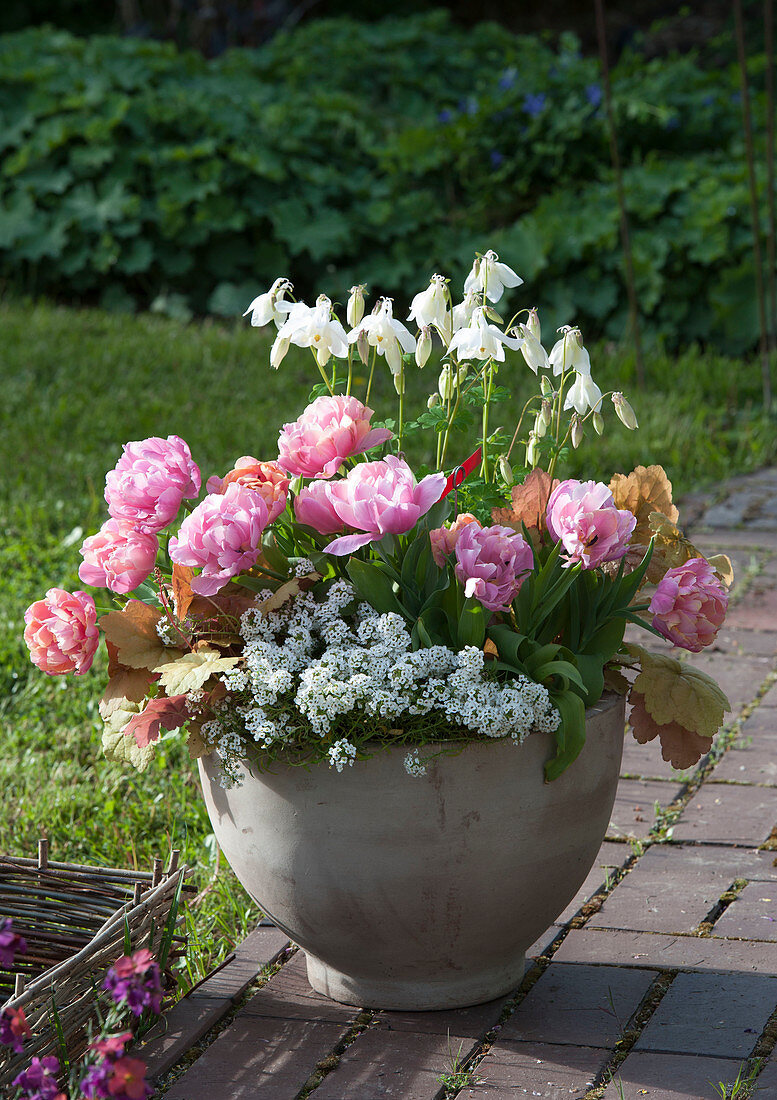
[0, 12, 771, 351]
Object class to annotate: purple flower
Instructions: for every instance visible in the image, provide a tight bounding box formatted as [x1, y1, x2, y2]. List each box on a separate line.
[437, 108, 453, 124]
[1, 1006, 31, 1052]
[454, 523, 534, 612]
[523, 92, 547, 117]
[0, 917, 27, 966]
[546, 480, 635, 569]
[103, 948, 163, 1017]
[585, 83, 602, 108]
[490, 149, 504, 168]
[498, 68, 516, 90]
[12, 1055, 63, 1100]
[80, 1060, 112, 1100]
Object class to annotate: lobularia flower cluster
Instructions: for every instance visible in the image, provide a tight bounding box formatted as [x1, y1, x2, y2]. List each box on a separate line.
[203, 580, 559, 785]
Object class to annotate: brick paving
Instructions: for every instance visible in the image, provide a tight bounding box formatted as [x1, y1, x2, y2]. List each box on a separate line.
[145, 468, 777, 1099]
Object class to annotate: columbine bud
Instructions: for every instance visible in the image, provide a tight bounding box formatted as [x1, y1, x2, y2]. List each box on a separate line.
[416, 326, 432, 368]
[612, 392, 638, 430]
[427, 392, 440, 409]
[526, 307, 541, 342]
[526, 431, 538, 467]
[356, 328, 369, 366]
[438, 365, 454, 401]
[347, 284, 366, 328]
[571, 414, 584, 449]
[392, 371, 405, 395]
[540, 375, 553, 397]
[498, 456, 514, 485]
[593, 411, 605, 435]
[270, 335, 290, 370]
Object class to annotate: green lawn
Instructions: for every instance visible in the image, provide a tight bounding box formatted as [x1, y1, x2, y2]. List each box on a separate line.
[1, 296, 775, 985]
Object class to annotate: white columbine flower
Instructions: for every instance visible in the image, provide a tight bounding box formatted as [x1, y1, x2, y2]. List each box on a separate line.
[243, 278, 293, 328]
[447, 307, 522, 363]
[463, 250, 523, 304]
[277, 295, 349, 367]
[549, 326, 591, 377]
[408, 274, 449, 331]
[349, 298, 416, 375]
[564, 372, 603, 415]
[451, 289, 480, 334]
[517, 324, 551, 374]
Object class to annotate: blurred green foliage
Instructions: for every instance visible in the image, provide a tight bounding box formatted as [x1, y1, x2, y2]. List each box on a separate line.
[0, 13, 772, 350]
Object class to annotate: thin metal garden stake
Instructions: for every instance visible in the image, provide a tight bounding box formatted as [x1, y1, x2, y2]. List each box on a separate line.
[765, 0, 777, 352]
[734, 0, 773, 408]
[594, 0, 646, 389]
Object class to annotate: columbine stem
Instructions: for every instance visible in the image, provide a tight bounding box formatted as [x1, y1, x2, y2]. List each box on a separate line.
[398, 363, 405, 451]
[365, 347, 377, 406]
[346, 348, 353, 396]
[313, 352, 334, 395]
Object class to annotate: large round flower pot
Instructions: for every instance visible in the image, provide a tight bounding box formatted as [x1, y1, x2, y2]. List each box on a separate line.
[199, 692, 625, 1011]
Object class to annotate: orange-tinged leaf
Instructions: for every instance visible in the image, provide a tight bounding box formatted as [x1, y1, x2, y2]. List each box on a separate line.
[154, 648, 241, 695]
[609, 465, 679, 546]
[491, 468, 559, 533]
[99, 600, 183, 671]
[124, 694, 191, 749]
[172, 564, 196, 620]
[625, 643, 729, 737]
[629, 689, 712, 769]
[256, 574, 321, 615]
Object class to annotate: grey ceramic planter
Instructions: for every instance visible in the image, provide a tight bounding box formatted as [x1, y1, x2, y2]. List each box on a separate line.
[199, 692, 625, 1011]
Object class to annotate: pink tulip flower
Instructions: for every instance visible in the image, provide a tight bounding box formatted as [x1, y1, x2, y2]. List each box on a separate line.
[105, 435, 201, 533]
[24, 588, 99, 675]
[454, 523, 534, 611]
[206, 457, 289, 523]
[546, 479, 635, 569]
[322, 456, 446, 556]
[277, 395, 393, 480]
[78, 520, 159, 595]
[429, 513, 479, 567]
[649, 557, 728, 652]
[294, 480, 345, 535]
[169, 483, 270, 596]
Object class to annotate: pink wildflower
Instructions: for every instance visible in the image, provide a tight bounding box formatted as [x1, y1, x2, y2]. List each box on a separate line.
[649, 557, 728, 652]
[23, 588, 99, 675]
[546, 479, 635, 569]
[105, 435, 200, 533]
[169, 483, 269, 596]
[277, 395, 393, 479]
[454, 524, 534, 611]
[79, 520, 158, 595]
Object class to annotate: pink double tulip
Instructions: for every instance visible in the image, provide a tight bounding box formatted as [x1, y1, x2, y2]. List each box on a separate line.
[546, 479, 635, 569]
[305, 456, 446, 556]
[169, 483, 270, 595]
[429, 513, 479, 567]
[105, 435, 201, 533]
[277, 395, 393, 480]
[24, 588, 99, 675]
[206, 457, 289, 523]
[294, 480, 345, 534]
[649, 557, 728, 652]
[454, 524, 534, 611]
[79, 520, 158, 595]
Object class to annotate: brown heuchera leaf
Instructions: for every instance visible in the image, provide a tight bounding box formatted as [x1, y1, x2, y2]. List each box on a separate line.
[610, 465, 679, 546]
[103, 640, 159, 708]
[124, 694, 191, 749]
[492, 468, 559, 535]
[172, 564, 196, 621]
[629, 689, 713, 769]
[99, 600, 183, 671]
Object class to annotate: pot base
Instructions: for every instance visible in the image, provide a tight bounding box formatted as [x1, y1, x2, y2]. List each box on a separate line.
[305, 951, 527, 1011]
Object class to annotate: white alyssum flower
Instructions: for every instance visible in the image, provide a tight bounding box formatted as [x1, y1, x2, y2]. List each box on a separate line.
[408, 275, 449, 331]
[447, 307, 522, 363]
[549, 326, 591, 377]
[243, 278, 293, 328]
[348, 298, 416, 375]
[404, 749, 427, 777]
[564, 372, 603, 415]
[328, 738, 357, 772]
[463, 250, 523, 304]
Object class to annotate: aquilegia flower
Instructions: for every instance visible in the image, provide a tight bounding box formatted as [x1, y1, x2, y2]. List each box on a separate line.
[275, 294, 349, 367]
[321, 456, 446, 555]
[407, 275, 450, 333]
[549, 326, 591, 377]
[1, 1006, 31, 1053]
[24, 588, 99, 675]
[104, 435, 201, 534]
[0, 916, 27, 966]
[278, 395, 393, 480]
[243, 277, 293, 328]
[12, 1056, 64, 1100]
[103, 948, 163, 1017]
[454, 523, 534, 611]
[546, 480, 636, 569]
[447, 307, 522, 362]
[649, 557, 728, 652]
[206, 457, 289, 523]
[348, 298, 416, 375]
[169, 482, 270, 596]
[79, 520, 158, 595]
[463, 250, 523, 304]
[564, 372, 603, 415]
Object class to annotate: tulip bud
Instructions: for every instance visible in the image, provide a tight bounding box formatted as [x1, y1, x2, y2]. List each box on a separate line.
[416, 326, 432, 368]
[498, 455, 514, 485]
[525, 307, 541, 342]
[427, 392, 440, 409]
[592, 411, 604, 435]
[356, 329, 369, 366]
[540, 375, 553, 397]
[570, 414, 584, 449]
[612, 392, 638, 430]
[347, 284, 366, 328]
[526, 431, 538, 467]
